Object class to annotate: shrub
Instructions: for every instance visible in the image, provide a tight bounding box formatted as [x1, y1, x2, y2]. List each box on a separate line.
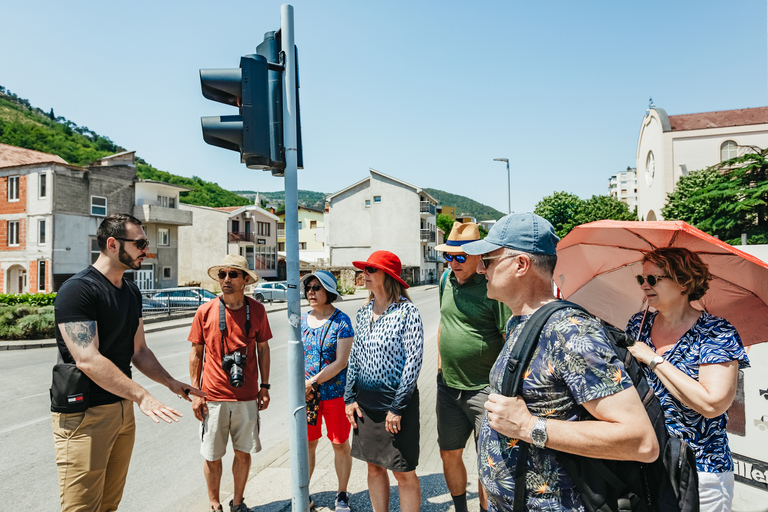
[0, 293, 56, 307]
[0, 304, 56, 340]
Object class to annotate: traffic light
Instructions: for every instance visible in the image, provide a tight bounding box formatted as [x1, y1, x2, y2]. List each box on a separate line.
[200, 54, 272, 169]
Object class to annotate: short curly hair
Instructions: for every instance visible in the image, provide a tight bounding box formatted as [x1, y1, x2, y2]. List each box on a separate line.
[642, 247, 712, 302]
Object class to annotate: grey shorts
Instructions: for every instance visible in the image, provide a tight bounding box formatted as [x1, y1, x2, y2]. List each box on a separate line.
[200, 400, 261, 461]
[436, 375, 490, 451]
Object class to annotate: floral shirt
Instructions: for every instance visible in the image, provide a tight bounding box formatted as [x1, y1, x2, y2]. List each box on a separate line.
[302, 309, 354, 401]
[625, 310, 750, 473]
[344, 298, 424, 414]
[478, 307, 633, 512]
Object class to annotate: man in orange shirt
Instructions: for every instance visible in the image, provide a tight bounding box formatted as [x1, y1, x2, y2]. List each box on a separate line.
[189, 255, 273, 512]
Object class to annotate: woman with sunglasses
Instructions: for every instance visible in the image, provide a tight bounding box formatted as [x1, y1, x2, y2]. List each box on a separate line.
[624, 247, 749, 511]
[344, 251, 424, 512]
[301, 271, 354, 512]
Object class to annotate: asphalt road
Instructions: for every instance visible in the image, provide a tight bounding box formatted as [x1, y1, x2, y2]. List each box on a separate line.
[0, 286, 439, 511]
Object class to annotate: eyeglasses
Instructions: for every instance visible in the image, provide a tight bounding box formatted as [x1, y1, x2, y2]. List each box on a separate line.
[444, 254, 467, 263]
[218, 270, 243, 280]
[481, 253, 505, 269]
[364, 266, 378, 274]
[305, 284, 323, 293]
[115, 238, 149, 250]
[635, 274, 670, 287]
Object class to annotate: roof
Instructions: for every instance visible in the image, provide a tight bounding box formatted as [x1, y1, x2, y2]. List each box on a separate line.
[328, 168, 439, 204]
[136, 179, 193, 192]
[668, 107, 768, 131]
[215, 204, 281, 221]
[0, 143, 67, 168]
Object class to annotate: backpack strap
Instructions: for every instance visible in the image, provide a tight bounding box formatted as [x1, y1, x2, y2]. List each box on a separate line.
[438, 269, 451, 302]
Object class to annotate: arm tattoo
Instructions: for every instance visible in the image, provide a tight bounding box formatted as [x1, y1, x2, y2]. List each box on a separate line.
[64, 321, 97, 349]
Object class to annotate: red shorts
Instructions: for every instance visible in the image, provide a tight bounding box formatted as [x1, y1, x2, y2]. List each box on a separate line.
[307, 397, 351, 444]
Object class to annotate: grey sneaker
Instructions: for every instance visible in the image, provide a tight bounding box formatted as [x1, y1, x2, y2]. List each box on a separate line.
[335, 492, 351, 512]
[229, 500, 250, 512]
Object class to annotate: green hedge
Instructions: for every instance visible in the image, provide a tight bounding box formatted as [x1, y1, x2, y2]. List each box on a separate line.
[0, 304, 55, 340]
[0, 293, 56, 307]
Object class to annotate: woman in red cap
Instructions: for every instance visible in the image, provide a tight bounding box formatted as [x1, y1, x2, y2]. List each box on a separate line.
[344, 251, 424, 512]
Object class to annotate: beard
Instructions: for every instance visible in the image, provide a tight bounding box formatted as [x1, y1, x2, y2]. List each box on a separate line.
[118, 244, 142, 270]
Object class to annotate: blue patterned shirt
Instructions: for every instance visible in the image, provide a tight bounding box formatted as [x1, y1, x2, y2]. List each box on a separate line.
[478, 307, 633, 512]
[302, 309, 354, 401]
[625, 310, 750, 473]
[344, 298, 424, 414]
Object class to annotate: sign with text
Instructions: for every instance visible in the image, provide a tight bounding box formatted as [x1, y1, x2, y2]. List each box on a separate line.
[734, 453, 768, 491]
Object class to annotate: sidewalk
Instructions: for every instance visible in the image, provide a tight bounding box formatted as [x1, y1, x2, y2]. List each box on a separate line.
[0, 287, 374, 350]
[204, 330, 480, 512]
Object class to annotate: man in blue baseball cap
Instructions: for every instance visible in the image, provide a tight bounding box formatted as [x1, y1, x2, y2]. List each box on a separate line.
[463, 213, 659, 511]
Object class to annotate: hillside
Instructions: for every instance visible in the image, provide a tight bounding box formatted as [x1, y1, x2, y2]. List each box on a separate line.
[425, 188, 505, 221]
[0, 86, 250, 208]
[234, 190, 327, 211]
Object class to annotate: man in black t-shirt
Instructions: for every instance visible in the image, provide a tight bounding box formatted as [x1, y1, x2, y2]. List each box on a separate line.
[51, 214, 205, 512]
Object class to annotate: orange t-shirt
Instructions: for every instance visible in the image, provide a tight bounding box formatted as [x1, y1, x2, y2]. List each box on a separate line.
[189, 297, 272, 401]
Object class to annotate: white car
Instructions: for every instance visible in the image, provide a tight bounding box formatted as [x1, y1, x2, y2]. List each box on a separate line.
[252, 281, 288, 303]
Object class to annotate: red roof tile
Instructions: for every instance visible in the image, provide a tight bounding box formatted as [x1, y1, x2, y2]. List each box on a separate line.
[669, 107, 768, 131]
[215, 206, 241, 212]
[0, 143, 67, 168]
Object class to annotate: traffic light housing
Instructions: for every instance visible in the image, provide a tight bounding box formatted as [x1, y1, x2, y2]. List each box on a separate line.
[200, 54, 272, 169]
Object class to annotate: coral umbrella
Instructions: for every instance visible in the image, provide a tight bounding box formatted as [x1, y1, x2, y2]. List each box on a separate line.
[554, 220, 768, 346]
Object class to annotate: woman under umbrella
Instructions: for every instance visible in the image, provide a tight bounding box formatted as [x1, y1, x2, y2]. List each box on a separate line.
[302, 271, 354, 512]
[625, 247, 750, 512]
[344, 251, 424, 512]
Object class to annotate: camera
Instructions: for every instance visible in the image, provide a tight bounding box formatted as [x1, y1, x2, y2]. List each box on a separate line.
[221, 351, 246, 388]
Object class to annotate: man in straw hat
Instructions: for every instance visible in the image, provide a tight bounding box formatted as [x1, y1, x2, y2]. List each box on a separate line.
[434, 222, 511, 512]
[188, 255, 273, 512]
[463, 213, 658, 511]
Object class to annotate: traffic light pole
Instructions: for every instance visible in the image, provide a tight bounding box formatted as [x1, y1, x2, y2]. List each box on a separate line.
[280, 5, 310, 512]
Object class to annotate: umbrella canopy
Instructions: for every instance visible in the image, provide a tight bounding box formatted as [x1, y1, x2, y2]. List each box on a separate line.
[554, 220, 768, 346]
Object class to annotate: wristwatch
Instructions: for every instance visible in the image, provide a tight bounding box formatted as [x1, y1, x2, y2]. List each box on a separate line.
[531, 416, 548, 448]
[260, 383, 271, 389]
[648, 356, 665, 372]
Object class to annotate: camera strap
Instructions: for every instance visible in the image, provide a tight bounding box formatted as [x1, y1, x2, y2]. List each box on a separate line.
[219, 296, 251, 357]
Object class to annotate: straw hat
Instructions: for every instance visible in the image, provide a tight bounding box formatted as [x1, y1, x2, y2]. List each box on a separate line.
[353, 250, 409, 288]
[207, 254, 260, 283]
[434, 222, 481, 253]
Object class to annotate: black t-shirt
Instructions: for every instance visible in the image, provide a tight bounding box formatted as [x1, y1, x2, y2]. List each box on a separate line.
[54, 266, 142, 408]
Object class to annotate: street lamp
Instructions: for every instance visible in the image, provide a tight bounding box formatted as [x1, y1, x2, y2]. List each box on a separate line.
[493, 158, 511, 214]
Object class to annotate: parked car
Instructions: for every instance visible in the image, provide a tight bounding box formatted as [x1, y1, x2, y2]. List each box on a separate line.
[141, 296, 168, 315]
[253, 281, 288, 303]
[151, 287, 218, 310]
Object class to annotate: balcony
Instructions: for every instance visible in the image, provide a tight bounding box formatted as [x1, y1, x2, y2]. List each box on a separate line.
[229, 231, 257, 243]
[420, 229, 436, 243]
[277, 229, 286, 238]
[133, 204, 193, 226]
[420, 201, 436, 217]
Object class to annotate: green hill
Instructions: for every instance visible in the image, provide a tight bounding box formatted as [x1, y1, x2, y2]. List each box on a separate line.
[0, 86, 250, 208]
[234, 190, 327, 210]
[425, 188, 505, 221]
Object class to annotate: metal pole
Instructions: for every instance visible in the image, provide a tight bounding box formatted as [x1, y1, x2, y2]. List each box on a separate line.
[280, 5, 310, 512]
[506, 160, 511, 215]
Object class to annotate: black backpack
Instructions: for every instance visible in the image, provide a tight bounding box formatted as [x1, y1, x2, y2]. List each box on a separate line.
[501, 300, 699, 512]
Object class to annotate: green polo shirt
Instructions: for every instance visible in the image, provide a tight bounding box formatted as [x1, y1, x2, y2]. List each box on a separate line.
[439, 270, 511, 390]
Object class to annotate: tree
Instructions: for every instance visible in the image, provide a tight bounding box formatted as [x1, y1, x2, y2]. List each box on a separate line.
[662, 149, 768, 244]
[437, 214, 455, 237]
[533, 191, 584, 238]
[535, 192, 636, 238]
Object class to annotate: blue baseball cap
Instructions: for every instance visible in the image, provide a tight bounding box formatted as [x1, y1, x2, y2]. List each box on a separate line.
[462, 212, 559, 256]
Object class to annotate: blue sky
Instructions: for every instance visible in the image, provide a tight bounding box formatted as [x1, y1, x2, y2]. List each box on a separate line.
[3, 1, 767, 215]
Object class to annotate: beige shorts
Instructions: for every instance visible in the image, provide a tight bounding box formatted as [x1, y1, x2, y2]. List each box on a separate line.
[200, 400, 262, 461]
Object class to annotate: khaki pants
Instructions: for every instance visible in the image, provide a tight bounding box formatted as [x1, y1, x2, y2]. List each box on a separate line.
[52, 400, 136, 512]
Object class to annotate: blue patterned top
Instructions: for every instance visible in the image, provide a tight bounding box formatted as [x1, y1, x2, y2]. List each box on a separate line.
[344, 298, 424, 414]
[302, 309, 354, 401]
[478, 307, 633, 512]
[626, 310, 750, 473]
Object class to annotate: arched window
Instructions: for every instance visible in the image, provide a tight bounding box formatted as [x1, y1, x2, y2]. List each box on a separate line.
[720, 140, 738, 162]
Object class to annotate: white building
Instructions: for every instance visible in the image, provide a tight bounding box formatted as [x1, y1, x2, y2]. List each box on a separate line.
[608, 167, 638, 210]
[177, 204, 229, 290]
[327, 168, 440, 285]
[636, 106, 768, 221]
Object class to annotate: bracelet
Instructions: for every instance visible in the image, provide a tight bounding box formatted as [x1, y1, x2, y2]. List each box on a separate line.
[260, 383, 271, 389]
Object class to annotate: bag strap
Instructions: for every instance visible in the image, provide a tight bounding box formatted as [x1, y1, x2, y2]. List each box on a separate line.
[439, 269, 451, 301]
[317, 309, 339, 371]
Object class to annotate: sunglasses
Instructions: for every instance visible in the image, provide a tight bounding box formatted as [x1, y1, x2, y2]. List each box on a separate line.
[635, 274, 670, 287]
[444, 254, 467, 263]
[218, 270, 243, 280]
[481, 253, 505, 269]
[115, 237, 149, 250]
[364, 266, 378, 274]
[305, 284, 323, 293]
